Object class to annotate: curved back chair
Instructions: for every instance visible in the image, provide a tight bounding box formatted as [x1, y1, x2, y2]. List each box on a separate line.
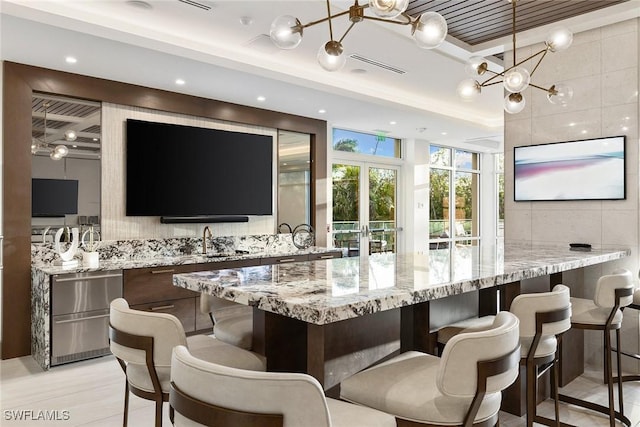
[615, 270, 640, 384]
[341, 311, 520, 427]
[169, 345, 396, 427]
[558, 269, 634, 427]
[109, 298, 265, 427]
[199, 293, 253, 350]
[509, 284, 571, 427]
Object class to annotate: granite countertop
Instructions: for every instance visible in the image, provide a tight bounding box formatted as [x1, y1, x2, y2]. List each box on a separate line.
[33, 246, 340, 276]
[173, 243, 630, 325]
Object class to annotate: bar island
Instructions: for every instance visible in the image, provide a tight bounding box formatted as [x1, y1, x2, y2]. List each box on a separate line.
[173, 243, 630, 391]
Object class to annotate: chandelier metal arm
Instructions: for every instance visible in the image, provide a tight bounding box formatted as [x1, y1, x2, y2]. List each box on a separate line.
[300, 10, 350, 31]
[528, 82, 553, 93]
[361, 13, 413, 26]
[528, 48, 549, 77]
[338, 21, 359, 44]
[326, 0, 335, 41]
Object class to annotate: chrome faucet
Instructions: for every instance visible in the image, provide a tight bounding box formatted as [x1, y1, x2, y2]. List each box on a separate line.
[202, 226, 212, 254]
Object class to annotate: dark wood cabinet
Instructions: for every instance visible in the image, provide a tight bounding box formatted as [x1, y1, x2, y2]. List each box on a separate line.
[308, 251, 343, 261]
[260, 254, 309, 265]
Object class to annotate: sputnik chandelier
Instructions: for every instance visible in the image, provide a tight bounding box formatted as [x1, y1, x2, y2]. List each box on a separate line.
[269, 0, 448, 72]
[457, 0, 574, 114]
[31, 102, 73, 160]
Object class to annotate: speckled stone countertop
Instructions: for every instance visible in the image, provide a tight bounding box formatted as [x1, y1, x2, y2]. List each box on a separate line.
[32, 234, 336, 275]
[174, 243, 630, 325]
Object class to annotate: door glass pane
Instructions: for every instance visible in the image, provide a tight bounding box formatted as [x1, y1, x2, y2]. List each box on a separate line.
[429, 169, 450, 243]
[369, 167, 396, 254]
[332, 164, 360, 256]
[454, 171, 478, 238]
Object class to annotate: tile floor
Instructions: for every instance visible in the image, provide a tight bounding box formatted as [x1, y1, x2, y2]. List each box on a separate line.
[1, 354, 639, 426]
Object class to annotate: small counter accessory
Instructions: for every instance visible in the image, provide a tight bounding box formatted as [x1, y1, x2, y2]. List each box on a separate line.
[81, 226, 101, 267]
[292, 224, 315, 249]
[54, 227, 79, 267]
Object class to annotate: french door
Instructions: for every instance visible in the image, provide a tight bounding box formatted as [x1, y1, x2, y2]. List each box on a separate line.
[332, 161, 400, 257]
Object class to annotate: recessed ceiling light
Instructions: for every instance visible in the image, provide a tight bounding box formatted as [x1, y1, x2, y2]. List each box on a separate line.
[568, 122, 576, 127]
[390, 121, 397, 125]
[581, 130, 588, 134]
[318, 109, 326, 114]
[441, 131, 447, 136]
[72, 145, 78, 148]
[93, 138, 99, 142]
[622, 126, 629, 131]
[65, 56, 77, 64]
[175, 78, 185, 85]
[257, 96, 266, 102]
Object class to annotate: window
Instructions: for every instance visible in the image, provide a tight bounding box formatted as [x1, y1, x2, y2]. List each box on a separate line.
[333, 128, 401, 158]
[429, 146, 480, 249]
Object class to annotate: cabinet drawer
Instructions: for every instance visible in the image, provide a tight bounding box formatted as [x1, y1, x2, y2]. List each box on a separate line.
[124, 266, 198, 305]
[131, 298, 196, 334]
[260, 254, 309, 265]
[308, 251, 343, 261]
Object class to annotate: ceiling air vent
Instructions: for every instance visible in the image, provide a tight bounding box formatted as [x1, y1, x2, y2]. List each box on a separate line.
[177, 0, 212, 11]
[349, 54, 406, 75]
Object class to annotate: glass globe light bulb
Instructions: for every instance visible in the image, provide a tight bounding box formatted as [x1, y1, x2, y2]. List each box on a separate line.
[369, 0, 409, 18]
[464, 56, 488, 77]
[31, 138, 39, 154]
[547, 84, 573, 105]
[546, 27, 573, 52]
[456, 79, 481, 101]
[503, 66, 530, 93]
[504, 93, 526, 114]
[54, 144, 69, 157]
[50, 151, 63, 160]
[270, 15, 303, 49]
[317, 41, 346, 72]
[64, 129, 77, 141]
[412, 12, 447, 49]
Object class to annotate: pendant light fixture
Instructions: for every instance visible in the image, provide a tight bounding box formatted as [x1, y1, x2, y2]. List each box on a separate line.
[270, 0, 448, 72]
[457, 0, 574, 114]
[31, 102, 70, 160]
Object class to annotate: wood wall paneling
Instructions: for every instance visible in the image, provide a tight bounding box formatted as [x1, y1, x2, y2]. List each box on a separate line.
[1, 61, 327, 359]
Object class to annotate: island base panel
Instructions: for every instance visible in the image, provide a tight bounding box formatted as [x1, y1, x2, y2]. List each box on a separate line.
[252, 308, 400, 390]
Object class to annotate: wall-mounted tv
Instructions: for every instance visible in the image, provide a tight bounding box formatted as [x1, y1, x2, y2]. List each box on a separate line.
[514, 136, 625, 201]
[126, 119, 273, 217]
[32, 178, 79, 217]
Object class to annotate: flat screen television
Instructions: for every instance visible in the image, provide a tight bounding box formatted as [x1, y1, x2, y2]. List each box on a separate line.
[126, 119, 273, 217]
[514, 136, 625, 201]
[32, 178, 79, 217]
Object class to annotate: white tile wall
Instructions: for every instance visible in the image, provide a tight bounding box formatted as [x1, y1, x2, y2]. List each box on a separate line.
[505, 18, 640, 373]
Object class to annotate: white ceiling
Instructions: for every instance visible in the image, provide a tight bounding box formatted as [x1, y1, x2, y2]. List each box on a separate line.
[1, 0, 638, 153]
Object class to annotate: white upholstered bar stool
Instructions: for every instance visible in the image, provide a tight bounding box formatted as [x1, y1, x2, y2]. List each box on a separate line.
[200, 293, 253, 350]
[169, 345, 397, 427]
[509, 284, 572, 427]
[340, 311, 520, 427]
[109, 298, 265, 427]
[558, 269, 634, 427]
